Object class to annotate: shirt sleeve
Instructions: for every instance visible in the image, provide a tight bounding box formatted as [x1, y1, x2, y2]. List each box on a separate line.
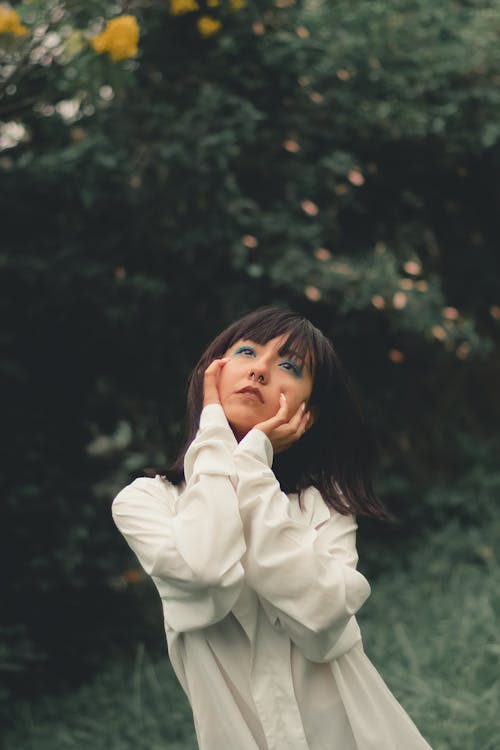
[111, 404, 246, 631]
[232, 428, 371, 662]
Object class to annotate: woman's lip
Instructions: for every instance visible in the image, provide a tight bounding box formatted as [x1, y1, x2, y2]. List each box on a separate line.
[235, 387, 264, 403]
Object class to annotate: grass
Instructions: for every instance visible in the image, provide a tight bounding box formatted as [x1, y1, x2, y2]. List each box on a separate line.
[4, 522, 500, 750]
[4, 645, 198, 750]
[358, 556, 500, 750]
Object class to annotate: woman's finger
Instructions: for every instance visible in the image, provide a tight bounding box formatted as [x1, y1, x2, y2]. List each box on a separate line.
[273, 401, 305, 438]
[254, 393, 289, 435]
[284, 407, 310, 440]
[287, 401, 306, 431]
[278, 392, 288, 413]
[205, 357, 229, 377]
[266, 393, 289, 429]
[203, 358, 229, 406]
[298, 410, 311, 436]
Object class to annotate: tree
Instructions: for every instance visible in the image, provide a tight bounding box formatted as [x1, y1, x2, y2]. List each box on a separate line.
[2, 0, 500, 698]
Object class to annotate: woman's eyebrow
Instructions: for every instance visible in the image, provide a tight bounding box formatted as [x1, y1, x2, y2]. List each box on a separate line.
[278, 347, 307, 366]
[280, 347, 315, 376]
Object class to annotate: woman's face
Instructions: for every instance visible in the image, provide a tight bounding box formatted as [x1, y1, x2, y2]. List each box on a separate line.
[217, 335, 314, 440]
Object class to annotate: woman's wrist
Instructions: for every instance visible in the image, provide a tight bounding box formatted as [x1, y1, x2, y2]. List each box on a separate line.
[203, 397, 221, 407]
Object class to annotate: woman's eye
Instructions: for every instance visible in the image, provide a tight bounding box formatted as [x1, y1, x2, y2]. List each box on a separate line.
[233, 346, 255, 357]
[280, 360, 302, 377]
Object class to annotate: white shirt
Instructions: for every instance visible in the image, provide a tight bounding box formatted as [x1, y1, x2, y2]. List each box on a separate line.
[112, 404, 433, 750]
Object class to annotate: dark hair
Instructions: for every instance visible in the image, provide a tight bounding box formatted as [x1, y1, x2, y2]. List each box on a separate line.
[157, 306, 391, 521]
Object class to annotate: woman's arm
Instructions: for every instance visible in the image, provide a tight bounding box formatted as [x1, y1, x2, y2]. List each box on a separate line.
[232, 428, 371, 662]
[111, 404, 246, 631]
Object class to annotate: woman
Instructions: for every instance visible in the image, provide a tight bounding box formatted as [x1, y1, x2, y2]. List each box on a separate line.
[112, 306, 433, 749]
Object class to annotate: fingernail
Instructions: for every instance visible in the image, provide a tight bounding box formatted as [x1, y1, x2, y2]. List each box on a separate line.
[280, 393, 286, 402]
[301, 402, 306, 411]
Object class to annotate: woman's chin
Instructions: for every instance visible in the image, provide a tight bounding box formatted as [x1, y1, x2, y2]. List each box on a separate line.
[223, 402, 274, 441]
[225, 414, 258, 442]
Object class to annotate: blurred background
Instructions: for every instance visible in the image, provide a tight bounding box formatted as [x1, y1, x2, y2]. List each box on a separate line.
[2, 1, 500, 748]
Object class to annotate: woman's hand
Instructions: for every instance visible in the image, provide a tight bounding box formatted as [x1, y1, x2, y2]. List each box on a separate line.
[203, 358, 230, 407]
[254, 394, 312, 455]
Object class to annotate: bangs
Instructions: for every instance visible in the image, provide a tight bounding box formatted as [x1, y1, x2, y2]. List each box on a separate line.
[277, 326, 316, 377]
[223, 307, 319, 377]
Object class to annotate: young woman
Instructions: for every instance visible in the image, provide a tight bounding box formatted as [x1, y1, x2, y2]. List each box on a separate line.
[112, 307, 433, 750]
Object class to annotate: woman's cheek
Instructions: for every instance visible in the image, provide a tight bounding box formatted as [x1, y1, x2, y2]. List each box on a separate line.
[218, 361, 235, 395]
[282, 388, 304, 416]
[265, 394, 281, 419]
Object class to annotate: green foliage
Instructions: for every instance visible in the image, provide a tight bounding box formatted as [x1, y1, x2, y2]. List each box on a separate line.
[0, 625, 46, 706]
[1, 0, 500, 698]
[358, 434, 500, 577]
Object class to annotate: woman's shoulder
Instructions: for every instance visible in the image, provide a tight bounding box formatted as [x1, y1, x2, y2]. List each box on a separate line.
[152, 473, 184, 500]
[114, 474, 181, 508]
[287, 485, 331, 527]
[287, 485, 355, 529]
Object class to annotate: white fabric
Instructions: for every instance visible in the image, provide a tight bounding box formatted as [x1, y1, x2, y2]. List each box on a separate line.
[112, 404, 433, 750]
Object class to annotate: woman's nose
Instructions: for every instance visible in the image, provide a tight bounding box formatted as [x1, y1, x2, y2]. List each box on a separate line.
[249, 363, 267, 384]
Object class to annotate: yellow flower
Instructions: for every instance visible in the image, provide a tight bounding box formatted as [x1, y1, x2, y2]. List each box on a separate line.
[207, 0, 220, 6]
[90, 15, 139, 62]
[169, 0, 200, 15]
[229, 0, 246, 9]
[64, 30, 85, 58]
[197, 15, 221, 36]
[0, 8, 28, 36]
